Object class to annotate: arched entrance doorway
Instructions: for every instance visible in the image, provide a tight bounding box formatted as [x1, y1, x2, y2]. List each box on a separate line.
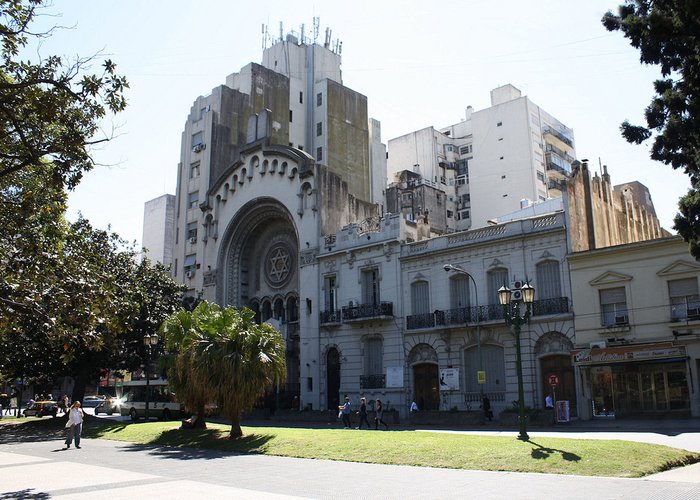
[535, 331, 575, 416]
[407, 343, 439, 410]
[413, 363, 439, 410]
[327, 348, 340, 410]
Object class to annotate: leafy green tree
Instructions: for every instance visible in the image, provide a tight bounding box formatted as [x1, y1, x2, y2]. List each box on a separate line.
[602, 1, 700, 256]
[162, 302, 286, 439]
[0, 0, 128, 190]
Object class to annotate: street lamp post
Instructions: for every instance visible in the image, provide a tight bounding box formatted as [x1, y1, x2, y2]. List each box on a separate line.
[143, 333, 159, 422]
[443, 264, 483, 399]
[498, 281, 535, 441]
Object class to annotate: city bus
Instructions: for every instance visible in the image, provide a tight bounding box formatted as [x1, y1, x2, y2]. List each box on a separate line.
[117, 380, 185, 421]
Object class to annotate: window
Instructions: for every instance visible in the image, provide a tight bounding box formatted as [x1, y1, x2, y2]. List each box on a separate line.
[497, 121, 503, 127]
[411, 281, 430, 315]
[536, 171, 545, 183]
[447, 210, 453, 218]
[183, 254, 196, 271]
[361, 268, 379, 305]
[316, 147, 323, 162]
[289, 110, 293, 122]
[299, 91, 303, 104]
[316, 92, 322, 106]
[457, 175, 467, 186]
[316, 122, 322, 136]
[324, 275, 337, 312]
[459, 144, 473, 155]
[188, 191, 199, 209]
[464, 344, 504, 394]
[599, 287, 628, 326]
[186, 222, 198, 241]
[189, 162, 200, 179]
[536, 261, 561, 300]
[460, 193, 470, 205]
[487, 268, 509, 305]
[450, 275, 470, 309]
[460, 209, 470, 220]
[191, 132, 203, 148]
[669, 278, 700, 320]
[364, 337, 383, 377]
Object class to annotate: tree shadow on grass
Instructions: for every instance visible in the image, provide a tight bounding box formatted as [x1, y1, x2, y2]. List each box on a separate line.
[112, 428, 275, 461]
[528, 439, 581, 462]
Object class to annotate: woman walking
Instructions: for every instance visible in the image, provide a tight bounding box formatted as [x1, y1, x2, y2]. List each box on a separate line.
[64, 401, 85, 449]
[356, 397, 371, 429]
[374, 399, 389, 430]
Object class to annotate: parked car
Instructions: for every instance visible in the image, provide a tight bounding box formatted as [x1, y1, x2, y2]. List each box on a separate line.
[23, 400, 58, 418]
[94, 397, 120, 415]
[81, 395, 106, 408]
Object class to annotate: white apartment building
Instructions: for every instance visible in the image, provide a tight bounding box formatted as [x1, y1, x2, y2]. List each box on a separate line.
[387, 84, 575, 232]
[141, 194, 175, 266]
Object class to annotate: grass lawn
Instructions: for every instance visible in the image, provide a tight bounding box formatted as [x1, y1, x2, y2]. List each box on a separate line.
[79, 420, 700, 478]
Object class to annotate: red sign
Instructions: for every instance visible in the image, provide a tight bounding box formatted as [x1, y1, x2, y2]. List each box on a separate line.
[548, 373, 559, 387]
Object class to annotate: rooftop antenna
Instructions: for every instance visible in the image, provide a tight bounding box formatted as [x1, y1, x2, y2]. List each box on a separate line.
[301, 23, 305, 44]
[313, 17, 320, 43]
[338, 40, 343, 55]
[324, 27, 331, 48]
[279, 21, 283, 42]
[261, 24, 268, 50]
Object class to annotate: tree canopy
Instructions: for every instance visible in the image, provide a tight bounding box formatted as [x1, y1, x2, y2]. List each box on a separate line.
[602, 1, 700, 256]
[162, 302, 287, 439]
[0, 0, 128, 190]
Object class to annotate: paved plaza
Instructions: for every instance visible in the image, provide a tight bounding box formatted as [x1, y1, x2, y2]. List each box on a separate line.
[1, 420, 700, 499]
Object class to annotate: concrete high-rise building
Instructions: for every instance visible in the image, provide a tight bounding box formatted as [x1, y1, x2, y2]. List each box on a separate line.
[171, 26, 386, 409]
[141, 194, 175, 266]
[387, 84, 576, 232]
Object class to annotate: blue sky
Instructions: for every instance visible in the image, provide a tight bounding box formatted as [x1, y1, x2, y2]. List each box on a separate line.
[33, 0, 689, 245]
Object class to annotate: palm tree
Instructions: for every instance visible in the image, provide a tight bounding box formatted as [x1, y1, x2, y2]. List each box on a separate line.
[162, 301, 286, 438]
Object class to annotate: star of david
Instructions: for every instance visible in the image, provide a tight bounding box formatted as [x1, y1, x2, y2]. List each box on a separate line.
[268, 247, 290, 283]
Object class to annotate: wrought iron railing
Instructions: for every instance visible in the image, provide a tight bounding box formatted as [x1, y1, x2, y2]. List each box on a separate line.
[319, 309, 342, 325]
[342, 302, 393, 321]
[464, 391, 506, 405]
[360, 374, 386, 389]
[531, 297, 569, 316]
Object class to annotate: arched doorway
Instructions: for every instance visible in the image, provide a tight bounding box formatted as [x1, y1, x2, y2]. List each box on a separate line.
[407, 343, 439, 410]
[413, 363, 439, 410]
[535, 331, 575, 416]
[327, 348, 340, 410]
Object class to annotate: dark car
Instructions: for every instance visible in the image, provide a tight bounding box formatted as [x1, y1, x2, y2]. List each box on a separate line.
[23, 400, 58, 418]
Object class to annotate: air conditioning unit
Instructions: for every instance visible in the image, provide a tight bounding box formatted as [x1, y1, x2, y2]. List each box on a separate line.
[511, 289, 523, 302]
[189, 237, 197, 244]
[192, 143, 205, 153]
[614, 315, 628, 325]
[590, 341, 606, 349]
[185, 270, 194, 279]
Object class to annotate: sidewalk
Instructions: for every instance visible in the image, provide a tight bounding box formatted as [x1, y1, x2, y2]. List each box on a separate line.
[2, 436, 700, 499]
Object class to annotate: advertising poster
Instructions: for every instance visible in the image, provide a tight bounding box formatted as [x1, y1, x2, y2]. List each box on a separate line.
[439, 368, 460, 391]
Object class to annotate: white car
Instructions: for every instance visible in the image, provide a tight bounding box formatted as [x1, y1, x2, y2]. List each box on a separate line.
[81, 395, 106, 408]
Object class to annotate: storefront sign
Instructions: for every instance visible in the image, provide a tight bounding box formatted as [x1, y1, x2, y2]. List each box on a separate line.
[573, 343, 686, 366]
[439, 368, 460, 391]
[386, 366, 403, 388]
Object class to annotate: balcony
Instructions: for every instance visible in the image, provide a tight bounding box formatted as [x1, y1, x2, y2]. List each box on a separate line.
[531, 297, 570, 317]
[543, 126, 573, 148]
[360, 374, 386, 389]
[342, 302, 393, 322]
[319, 309, 342, 326]
[406, 298, 569, 331]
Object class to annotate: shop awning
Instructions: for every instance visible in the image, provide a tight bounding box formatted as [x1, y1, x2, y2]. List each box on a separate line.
[572, 341, 687, 366]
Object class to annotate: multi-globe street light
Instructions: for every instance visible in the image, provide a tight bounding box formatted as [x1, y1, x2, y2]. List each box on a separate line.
[443, 264, 483, 400]
[498, 281, 535, 441]
[143, 333, 159, 421]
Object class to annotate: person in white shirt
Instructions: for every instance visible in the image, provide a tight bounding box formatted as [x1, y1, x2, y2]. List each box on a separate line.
[64, 401, 85, 449]
[410, 400, 418, 412]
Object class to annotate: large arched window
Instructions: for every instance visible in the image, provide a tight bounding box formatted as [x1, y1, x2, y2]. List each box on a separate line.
[536, 260, 561, 300]
[449, 274, 470, 309]
[411, 280, 430, 315]
[487, 268, 509, 305]
[463, 344, 505, 396]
